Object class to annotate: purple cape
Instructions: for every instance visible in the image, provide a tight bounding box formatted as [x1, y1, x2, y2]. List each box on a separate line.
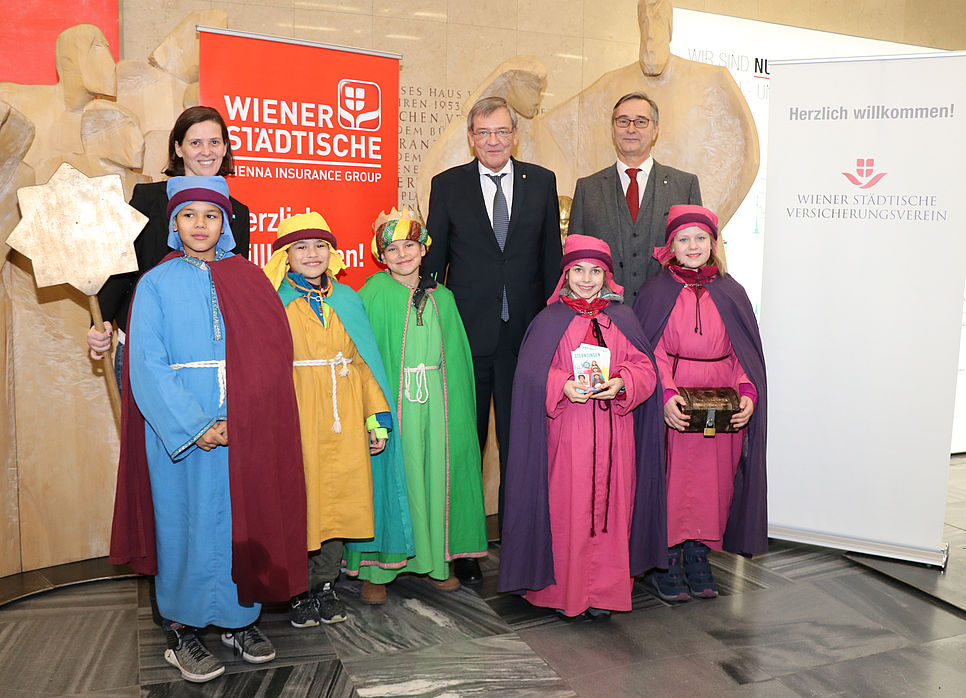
[633, 270, 768, 556]
[497, 301, 668, 594]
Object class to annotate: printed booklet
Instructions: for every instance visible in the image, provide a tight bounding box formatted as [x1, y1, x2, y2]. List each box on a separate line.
[571, 343, 610, 393]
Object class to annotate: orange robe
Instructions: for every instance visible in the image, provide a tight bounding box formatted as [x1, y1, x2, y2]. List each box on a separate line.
[285, 294, 389, 548]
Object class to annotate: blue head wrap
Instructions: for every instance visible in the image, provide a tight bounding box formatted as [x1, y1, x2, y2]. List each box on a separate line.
[165, 175, 236, 253]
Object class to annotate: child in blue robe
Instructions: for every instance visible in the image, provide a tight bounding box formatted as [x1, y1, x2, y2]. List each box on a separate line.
[112, 176, 307, 683]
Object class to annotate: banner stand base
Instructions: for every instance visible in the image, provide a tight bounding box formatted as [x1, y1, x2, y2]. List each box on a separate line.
[845, 544, 966, 614]
[768, 525, 948, 568]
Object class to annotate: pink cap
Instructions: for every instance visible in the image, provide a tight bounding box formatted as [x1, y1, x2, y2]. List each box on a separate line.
[548, 234, 624, 304]
[654, 204, 719, 265]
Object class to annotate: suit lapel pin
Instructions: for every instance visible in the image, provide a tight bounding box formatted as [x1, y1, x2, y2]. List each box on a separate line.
[663, 177, 668, 185]
[522, 174, 527, 179]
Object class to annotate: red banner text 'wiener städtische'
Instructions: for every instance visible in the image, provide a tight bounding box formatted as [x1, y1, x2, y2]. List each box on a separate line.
[199, 27, 399, 289]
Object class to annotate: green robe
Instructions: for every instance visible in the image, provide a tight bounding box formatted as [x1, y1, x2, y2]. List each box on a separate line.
[343, 271, 487, 582]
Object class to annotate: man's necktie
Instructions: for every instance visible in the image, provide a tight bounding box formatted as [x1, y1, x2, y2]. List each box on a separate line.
[487, 173, 510, 321]
[626, 167, 640, 223]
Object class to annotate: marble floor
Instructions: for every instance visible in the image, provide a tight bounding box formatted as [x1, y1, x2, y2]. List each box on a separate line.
[2, 456, 965, 697]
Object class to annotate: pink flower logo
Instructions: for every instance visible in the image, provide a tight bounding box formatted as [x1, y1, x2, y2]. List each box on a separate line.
[843, 158, 887, 189]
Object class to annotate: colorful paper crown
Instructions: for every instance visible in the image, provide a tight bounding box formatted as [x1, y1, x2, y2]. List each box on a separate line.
[370, 206, 431, 260]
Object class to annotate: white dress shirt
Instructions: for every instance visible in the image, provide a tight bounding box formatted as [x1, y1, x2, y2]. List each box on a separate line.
[616, 156, 653, 210]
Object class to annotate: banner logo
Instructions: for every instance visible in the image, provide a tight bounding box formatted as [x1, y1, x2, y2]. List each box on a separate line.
[842, 158, 887, 189]
[338, 79, 381, 131]
[200, 30, 399, 288]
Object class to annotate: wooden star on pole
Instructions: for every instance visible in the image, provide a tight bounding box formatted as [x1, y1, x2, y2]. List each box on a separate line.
[7, 162, 148, 421]
[7, 162, 146, 296]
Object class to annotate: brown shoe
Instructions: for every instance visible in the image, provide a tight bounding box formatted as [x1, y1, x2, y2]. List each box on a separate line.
[360, 581, 387, 605]
[426, 574, 461, 592]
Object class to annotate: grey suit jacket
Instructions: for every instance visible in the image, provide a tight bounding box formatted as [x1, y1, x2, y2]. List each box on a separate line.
[568, 160, 701, 302]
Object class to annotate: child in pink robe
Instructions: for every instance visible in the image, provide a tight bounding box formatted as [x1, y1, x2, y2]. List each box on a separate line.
[517, 235, 657, 618]
[641, 205, 762, 602]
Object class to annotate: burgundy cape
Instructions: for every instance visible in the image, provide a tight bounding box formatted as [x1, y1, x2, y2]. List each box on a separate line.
[498, 301, 668, 593]
[633, 270, 768, 556]
[109, 252, 309, 603]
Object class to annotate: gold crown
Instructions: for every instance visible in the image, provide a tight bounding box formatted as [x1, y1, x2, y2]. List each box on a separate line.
[372, 205, 420, 231]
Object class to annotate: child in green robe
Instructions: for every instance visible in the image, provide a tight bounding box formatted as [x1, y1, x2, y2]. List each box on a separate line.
[343, 207, 488, 604]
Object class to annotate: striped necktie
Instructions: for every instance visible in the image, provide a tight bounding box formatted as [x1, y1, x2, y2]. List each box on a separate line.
[487, 173, 510, 321]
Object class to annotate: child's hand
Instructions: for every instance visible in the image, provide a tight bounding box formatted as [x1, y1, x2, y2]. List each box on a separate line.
[88, 321, 113, 360]
[589, 377, 624, 400]
[369, 430, 386, 455]
[197, 421, 228, 450]
[563, 380, 591, 404]
[664, 395, 690, 431]
[730, 395, 754, 429]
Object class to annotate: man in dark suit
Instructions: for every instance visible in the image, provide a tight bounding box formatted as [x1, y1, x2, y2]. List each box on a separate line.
[568, 92, 701, 302]
[423, 96, 561, 583]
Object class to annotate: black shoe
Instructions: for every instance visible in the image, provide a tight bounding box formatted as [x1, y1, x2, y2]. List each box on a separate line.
[682, 540, 719, 599]
[290, 591, 321, 628]
[648, 545, 691, 602]
[453, 558, 483, 586]
[314, 582, 347, 624]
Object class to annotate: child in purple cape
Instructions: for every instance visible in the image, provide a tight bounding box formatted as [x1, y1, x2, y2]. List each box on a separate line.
[633, 204, 768, 602]
[498, 235, 664, 618]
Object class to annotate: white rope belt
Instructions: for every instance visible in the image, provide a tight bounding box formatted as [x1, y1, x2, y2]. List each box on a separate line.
[169, 360, 226, 407]
[403, 363, 440, 404]
[293, 353, 352, 433]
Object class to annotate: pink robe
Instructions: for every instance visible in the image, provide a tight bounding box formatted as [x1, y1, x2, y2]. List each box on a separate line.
[655, 286, 755, 550]
[524, 312, 656, 616]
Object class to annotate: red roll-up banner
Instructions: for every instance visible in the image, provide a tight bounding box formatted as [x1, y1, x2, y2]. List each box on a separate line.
[199, 27, 399, 289]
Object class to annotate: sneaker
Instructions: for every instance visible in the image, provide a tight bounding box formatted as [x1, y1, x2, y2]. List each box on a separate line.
[314, 582, 347, 624]
[290, 591, 321, 628]
[221, 624, 276, 664]
[164, 625, 225, 683]
[682, 540, 719, 598]
[648, 544, 691, 602]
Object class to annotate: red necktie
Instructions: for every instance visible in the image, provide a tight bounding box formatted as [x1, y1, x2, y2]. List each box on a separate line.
[626, 168, 640, 223]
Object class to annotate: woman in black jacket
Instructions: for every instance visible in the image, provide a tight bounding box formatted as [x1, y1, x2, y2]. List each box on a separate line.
[87, 106, 250, 373]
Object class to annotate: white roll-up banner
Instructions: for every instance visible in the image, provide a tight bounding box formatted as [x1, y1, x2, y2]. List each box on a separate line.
[761, 52, 966, 565]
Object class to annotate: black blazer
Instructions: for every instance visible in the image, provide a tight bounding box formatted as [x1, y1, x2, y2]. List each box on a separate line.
[97, 180, 250, 332]
[423, 158, 561, 356]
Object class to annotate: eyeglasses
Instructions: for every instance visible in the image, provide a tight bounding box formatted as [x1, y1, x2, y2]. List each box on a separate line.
[471, 128, 515, 140]
[613, 116, 652, 129]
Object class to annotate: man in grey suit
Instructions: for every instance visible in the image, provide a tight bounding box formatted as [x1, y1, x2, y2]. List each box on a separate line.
[567, 92, 701, 302]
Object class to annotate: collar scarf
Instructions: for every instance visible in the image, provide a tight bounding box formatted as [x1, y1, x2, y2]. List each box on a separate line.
[286, 271, 330, 322]
[560, 294, 610, 318]
[409, 274, 438, 311]
[668, 264, 719, 334]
